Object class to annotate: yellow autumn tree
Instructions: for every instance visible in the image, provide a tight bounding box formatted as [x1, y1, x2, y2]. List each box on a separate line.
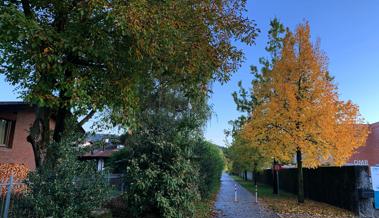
[241, 23, 368, 203]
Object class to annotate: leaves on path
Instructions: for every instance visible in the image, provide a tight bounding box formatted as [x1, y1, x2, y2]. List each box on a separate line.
[260, 197, 356, 218]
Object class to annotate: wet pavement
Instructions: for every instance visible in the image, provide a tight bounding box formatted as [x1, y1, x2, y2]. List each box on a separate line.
[214, 173, 277, 218]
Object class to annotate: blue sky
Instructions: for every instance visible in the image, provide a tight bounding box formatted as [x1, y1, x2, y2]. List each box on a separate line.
[1, 0, 379, 146]
[204, 0, 379, 147]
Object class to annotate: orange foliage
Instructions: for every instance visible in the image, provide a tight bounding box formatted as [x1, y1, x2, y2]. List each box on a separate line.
[242, 23, 369, 167]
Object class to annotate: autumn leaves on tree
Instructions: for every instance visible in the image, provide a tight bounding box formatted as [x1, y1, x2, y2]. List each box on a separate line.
[234, 21, 368, 203]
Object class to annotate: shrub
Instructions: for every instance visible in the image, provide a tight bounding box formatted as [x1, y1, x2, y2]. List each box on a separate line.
[21, 136, 111, 218]
[193, 140, 224, 199]
[116, 132, 199, 218]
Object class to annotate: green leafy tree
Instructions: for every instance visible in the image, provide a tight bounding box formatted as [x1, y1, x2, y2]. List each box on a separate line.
[228, 133, 270, 178]
[108, 82, 210, 217]
[0, 0, 258, 168]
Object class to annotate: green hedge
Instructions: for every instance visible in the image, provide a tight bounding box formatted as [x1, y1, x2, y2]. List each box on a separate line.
[112, 132, 199, 218]
[193, 140, 224, 199]
[110, 136, 225, 218]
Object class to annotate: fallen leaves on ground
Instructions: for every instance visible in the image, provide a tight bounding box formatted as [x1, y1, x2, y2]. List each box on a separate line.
[0, 163, 29, 196]
[260, 197, 356, 218]
[0, 163, 29, 180]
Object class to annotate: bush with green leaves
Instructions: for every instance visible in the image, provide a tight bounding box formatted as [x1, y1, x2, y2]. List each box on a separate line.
[21, 136, 111, 218]
[114, 131, 199, 218]
[193, 140, 225, 199]
[110, 135, 226, 218]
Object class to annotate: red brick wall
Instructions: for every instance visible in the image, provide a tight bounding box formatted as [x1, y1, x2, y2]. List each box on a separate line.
[0, 109, 36, 169]
[347, 122, 379, 166]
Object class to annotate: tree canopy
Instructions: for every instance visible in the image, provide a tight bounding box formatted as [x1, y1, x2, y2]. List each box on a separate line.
[241, 23, 368, 167]
[0, 0, 258, 167]
[0, 0, 258, 111]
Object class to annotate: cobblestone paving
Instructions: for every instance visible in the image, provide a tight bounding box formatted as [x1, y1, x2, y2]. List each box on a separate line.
[214, 173, 277, 218]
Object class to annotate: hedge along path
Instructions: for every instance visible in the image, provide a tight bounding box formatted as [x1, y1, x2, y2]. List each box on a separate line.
[0, 163, 29, 196]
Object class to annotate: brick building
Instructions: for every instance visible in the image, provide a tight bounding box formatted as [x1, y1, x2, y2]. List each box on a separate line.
[0, 102, 55, 170]
[346, 122, 379, 166]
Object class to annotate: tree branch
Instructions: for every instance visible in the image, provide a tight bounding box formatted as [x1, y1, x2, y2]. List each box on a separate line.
[72, 58, 106, 68]
[268, 123, 294, 138]
[78, 110, 96, 126]
[66, 55, 106, 69]
[21, 0, 33, 18]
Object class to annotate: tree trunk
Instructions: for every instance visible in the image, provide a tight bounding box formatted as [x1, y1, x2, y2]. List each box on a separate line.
[52, 66, 73, 143]
[27, 107, 51, 168]
[273, 159, 279, 195]
[45, 106, 71, 168]
[253, 171, 257, 185]
[296, 149, 304, 203]
[53, 107, 70, 142]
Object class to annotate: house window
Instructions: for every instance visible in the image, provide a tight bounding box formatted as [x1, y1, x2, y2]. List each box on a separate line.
[0, 119, 15, 148]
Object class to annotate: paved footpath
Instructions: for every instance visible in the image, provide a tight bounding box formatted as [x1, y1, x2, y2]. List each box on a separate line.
[214, 173, 277, 218]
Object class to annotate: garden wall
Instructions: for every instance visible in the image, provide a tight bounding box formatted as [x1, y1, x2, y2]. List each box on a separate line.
[253, 166, 374, 216]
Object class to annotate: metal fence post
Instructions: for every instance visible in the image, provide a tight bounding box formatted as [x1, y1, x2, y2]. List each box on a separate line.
[234, 184, 238, 202]
[255, 184, 258, 203]
[3, 175, 13, 218]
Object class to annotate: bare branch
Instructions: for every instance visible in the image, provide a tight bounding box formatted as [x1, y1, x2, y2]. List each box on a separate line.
[78, 110, 96, 126]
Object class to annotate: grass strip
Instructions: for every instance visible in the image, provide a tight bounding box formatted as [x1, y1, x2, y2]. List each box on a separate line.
[194, 181, 221, 218]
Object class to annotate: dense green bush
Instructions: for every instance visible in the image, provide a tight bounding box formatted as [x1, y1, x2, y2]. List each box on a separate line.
[21, 136, 111, 218]
[115, 131, 199, 218]
[110, 136, 225, 218]
[193, 140, 224, 199]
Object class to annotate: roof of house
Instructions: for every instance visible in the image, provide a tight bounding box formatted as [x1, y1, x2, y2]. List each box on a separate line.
[371, 121, 379, 128]
[0, 101, 86, 133]
[79, 144, 123, 160]
[0, 101, 29, 106]
[80, 150, 115, 159]
[0, 101, 33, 111]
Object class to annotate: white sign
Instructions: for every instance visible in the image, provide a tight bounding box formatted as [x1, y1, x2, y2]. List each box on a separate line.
[370, 167, 379, 191]
[354, 160, 368, 166]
